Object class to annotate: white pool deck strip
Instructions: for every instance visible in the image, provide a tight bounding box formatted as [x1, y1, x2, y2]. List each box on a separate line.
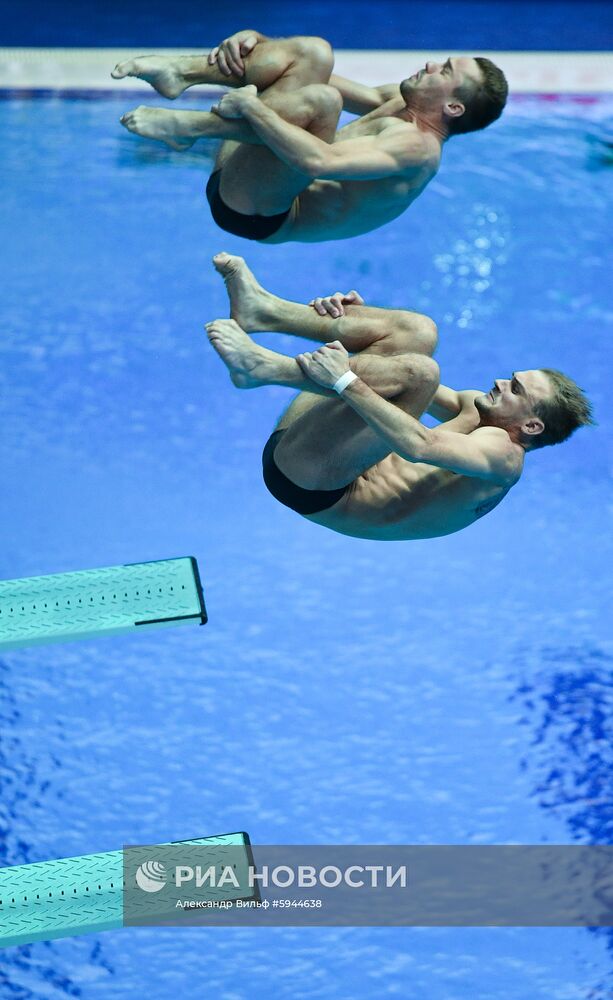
[0, 49, 611, 93]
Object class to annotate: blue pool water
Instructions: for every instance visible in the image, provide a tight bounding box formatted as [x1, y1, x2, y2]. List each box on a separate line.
[0, 93, 611, 996]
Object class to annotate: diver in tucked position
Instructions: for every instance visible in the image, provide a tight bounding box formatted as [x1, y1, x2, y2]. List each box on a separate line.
[205, 253, 593, 541]
[113, 29, 507, 244]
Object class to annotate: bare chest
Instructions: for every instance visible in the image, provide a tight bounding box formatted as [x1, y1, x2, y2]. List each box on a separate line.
[335, 115, 403, 142]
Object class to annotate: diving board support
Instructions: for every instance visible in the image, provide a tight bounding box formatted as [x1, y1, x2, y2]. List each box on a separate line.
[0, 832, 251, 948]
[0, 557, 207, 650]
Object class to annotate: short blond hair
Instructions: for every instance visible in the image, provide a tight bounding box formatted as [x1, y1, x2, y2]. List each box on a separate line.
[530, 369, 594, 448]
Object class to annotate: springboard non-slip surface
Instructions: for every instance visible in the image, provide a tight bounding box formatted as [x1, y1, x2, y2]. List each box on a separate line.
[0, 557, 207, 650]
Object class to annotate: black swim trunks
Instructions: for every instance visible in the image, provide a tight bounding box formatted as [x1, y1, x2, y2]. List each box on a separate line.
[206, 170, 292, 241]
[262, 430, 349, 516]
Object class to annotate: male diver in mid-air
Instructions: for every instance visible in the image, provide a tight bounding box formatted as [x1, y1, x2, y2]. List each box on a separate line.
[113, 29, 508, 243]
[204, 253, 592, 541]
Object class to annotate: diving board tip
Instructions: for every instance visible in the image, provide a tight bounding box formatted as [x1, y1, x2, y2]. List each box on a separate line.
[0, 556, 207, 651]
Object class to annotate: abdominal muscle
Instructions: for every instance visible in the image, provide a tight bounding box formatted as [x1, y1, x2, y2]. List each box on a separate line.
[276, 171, 433, 243]
[305, 455, 516, 541]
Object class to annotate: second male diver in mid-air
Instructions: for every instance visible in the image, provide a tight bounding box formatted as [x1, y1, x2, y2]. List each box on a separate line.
[205, 253, 592, 541]
[114, 29, 508, 244]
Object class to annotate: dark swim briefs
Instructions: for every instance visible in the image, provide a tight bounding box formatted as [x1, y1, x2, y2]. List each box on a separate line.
[206, 170, 292, 241]
[262, 430, 350, 516]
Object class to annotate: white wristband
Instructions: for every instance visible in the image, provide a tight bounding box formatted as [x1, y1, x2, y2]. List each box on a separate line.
[332, 370, 358, 395]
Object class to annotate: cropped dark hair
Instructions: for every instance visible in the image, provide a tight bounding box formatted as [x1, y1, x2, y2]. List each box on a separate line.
[529, 369, 594, 449]
[448, 57, 508, 135]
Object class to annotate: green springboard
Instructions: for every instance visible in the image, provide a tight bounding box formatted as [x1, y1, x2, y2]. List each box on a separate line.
[0, 557, 207, 650]
[0, 832, 250, 947]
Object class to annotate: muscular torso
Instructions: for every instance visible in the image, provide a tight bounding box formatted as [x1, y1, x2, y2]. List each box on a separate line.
[269, 101, 441, 243]
[305, 404, 520, 541]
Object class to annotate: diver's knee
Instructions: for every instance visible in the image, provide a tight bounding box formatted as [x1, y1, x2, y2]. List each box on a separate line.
[418, 355, 440, 393]
[397, 313, 438, 355]
[290, 36, 334, 77]
[300, 83, 343, 120]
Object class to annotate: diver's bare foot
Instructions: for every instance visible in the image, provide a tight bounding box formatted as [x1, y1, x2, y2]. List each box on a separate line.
[119, 106, 194, 150]
[112, 56, 188, 99]
[212, 252, 278, 332]
[206, 319, 280, 388]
